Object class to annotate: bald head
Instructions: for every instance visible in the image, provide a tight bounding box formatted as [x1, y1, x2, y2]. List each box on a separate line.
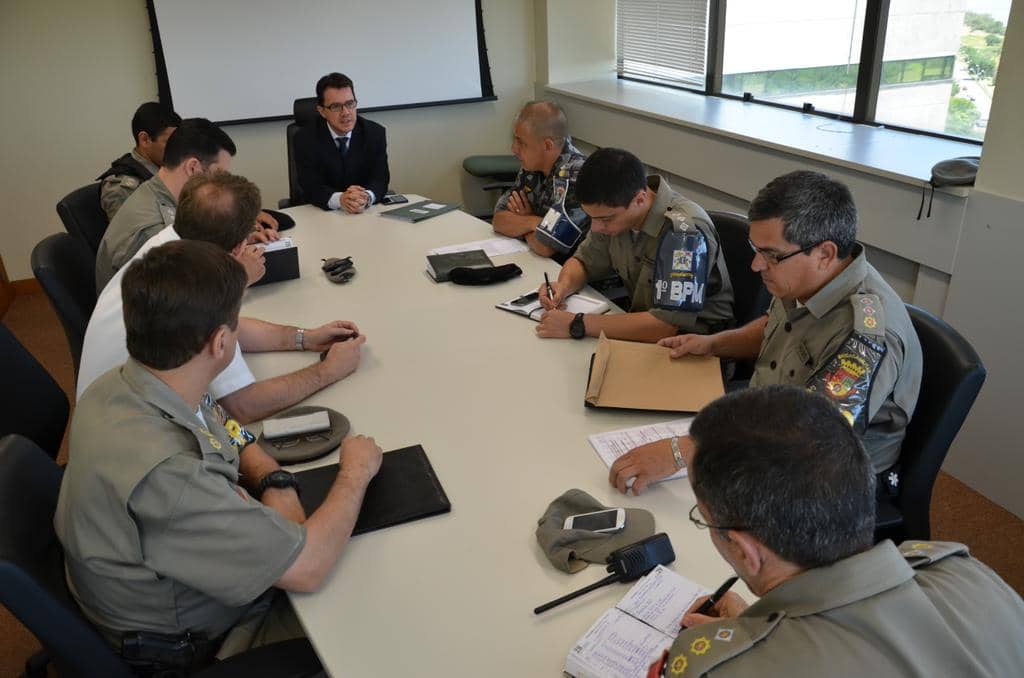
[514, 100, 569, 147]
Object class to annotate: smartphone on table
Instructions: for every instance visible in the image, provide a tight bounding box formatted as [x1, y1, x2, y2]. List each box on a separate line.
[563, 508, 626, 533]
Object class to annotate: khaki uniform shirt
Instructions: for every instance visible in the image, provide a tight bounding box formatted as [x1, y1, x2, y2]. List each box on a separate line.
[664, 541, 1024, 678]
[54, 359, 305, 646]
[95, 174, 177, 292]
[752, 244, 922, 471]
[99, 149, 158, 220]
[573, 176, 734, 334]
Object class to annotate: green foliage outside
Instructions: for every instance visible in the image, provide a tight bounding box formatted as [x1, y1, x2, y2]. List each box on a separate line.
[965, 11, 1005, 35]
[946, 97, 981, 138]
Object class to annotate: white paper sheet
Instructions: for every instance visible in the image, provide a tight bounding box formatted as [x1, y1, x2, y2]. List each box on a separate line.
[616, 565, 708, 638]
[588, 420, 694, 484]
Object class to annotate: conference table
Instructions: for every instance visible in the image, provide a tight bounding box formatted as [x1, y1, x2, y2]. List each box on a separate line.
[240, 198, 748, 677]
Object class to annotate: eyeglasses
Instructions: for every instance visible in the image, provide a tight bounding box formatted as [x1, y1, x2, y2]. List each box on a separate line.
[321, 99, 358, 112]
[688, 504, 749, 532]
[748, 239, 823, 266]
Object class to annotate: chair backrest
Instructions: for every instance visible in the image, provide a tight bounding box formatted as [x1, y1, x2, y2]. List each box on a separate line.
[895, 305, 986, 540]
[0, 434, 133, 678]
[56, 183, 109, 256]
[0, 325, 69, 459]
[30, 233, 98, 374]
[285, 97, 321, 207]
[707, 210, 771, 327]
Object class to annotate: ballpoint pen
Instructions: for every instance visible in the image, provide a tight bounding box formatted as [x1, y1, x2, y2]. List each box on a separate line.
[544, 272, 554, 303]
[681, 575, 739, 629]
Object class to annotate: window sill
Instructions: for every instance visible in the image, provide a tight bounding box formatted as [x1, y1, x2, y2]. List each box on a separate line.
[545, 78, 976, 196]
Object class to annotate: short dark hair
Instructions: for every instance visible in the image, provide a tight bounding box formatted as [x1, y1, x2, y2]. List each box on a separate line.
[123, 240, 247, 370]
[175, 173, 261, 251]
[316, 72, 356, 105]
[748, 170, 858, 258]
[162, 118, 237, 169]
[575, 148, 647, 208]
[131, 102, 181, 144]
[689, 385, 875, 569]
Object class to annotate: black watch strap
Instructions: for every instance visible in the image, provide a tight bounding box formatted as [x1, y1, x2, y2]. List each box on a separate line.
[256, 470, 301, 499]
[570, 312, 586, 340]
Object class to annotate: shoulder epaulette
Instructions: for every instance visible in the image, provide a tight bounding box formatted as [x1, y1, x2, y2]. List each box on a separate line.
[899, 540, 970, 569]
[850, 293, 885, 337]
[664, 614, 783, 676]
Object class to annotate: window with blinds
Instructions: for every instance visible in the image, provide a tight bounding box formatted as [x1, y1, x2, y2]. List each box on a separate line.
[616, 0, 709, 88]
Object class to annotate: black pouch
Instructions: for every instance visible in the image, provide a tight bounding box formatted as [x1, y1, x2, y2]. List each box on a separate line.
[449, 263, 523, 285]
[121, 630, 214, 677]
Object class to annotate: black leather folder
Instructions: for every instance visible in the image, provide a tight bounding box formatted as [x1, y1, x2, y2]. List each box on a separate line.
[295, 444, 451, 535]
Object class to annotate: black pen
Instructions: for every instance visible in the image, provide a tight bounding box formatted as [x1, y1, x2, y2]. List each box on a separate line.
[682, 576, 739, 629]
[544, 272, 555, 304]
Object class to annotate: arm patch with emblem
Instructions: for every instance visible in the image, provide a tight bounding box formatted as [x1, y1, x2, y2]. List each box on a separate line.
[807, 331, 886, 434]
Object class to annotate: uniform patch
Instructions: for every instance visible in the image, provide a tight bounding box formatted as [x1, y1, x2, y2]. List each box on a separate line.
[690, 637, 711, 656]
[823, 354, 869, 399]
[863, 316, 877, 329]
[714, 628, 734, 643]
[670, 655, 688, 675]
[807, 332, 886, 433]
[672, 249, 693, 272]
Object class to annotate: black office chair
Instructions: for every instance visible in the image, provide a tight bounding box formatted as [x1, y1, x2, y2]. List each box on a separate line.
[707, 210, 771, 379]
[0, 324, 69, 460]
[280, 98, 321, 208]
[56, 183, 109, 256]
[0, 434, 324, 678]
[30, 233, 98, 375]
[874, 305, 986, 544]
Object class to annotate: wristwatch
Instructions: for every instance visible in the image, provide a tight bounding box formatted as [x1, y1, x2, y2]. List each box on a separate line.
[256, 470, 301, 498]
[569, 312, 586, 340]
[670, 437, 685, 470]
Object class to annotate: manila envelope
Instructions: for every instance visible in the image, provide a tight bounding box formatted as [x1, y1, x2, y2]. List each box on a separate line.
[585, 332, 724, 412]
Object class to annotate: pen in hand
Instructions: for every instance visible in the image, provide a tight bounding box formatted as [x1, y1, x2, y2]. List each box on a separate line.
[681, 576, 739, 629]
[544, 272, 555, 305]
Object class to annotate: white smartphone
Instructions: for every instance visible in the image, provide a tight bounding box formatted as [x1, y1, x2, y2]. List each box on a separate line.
[563, 508, 626, 533]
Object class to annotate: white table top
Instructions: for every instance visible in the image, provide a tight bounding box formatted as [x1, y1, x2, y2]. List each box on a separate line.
[240, 199, 747, 677]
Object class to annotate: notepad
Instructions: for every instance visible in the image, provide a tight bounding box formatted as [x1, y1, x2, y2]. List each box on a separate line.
[495, 290, 610, 321]
[564, 565, 708, 678]
[380, 199, 461, 222]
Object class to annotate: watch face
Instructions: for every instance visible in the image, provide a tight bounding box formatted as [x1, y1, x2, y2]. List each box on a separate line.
[570, 314, 586, 339]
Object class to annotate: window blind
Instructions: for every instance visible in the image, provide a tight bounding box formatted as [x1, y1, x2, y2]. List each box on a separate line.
[617, 0, 709, 88]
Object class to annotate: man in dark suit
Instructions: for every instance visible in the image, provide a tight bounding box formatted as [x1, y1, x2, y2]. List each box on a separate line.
[294, 72, 390, 212]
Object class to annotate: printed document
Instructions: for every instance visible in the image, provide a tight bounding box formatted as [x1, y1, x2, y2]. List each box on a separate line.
[588, 419, 693, 484]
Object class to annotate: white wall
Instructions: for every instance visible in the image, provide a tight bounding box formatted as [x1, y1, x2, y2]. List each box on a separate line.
[0, 0, 536, 280]
[941, 0, 1024, 517]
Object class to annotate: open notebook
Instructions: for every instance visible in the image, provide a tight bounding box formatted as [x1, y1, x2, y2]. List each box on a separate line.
[495, 290, 610, 321]
[564, 565, 709, 678]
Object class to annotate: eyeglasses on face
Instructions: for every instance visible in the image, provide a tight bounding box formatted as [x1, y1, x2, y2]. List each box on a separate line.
[747, 239, 823, 266]
[688, 504, 750, 532]
[322, 99, 358, 112]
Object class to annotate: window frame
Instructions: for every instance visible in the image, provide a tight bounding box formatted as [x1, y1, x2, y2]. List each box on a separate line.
[616, 0, 986, 146]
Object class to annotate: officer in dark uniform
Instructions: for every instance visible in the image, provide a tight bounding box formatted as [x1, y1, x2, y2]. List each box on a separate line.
[646, 386, 1024, 678]
[97, 102, 181, 220]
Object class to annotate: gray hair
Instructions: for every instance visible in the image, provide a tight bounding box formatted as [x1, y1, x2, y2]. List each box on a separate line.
[514, 100, 569, 147]
[748, 171, 857, 258]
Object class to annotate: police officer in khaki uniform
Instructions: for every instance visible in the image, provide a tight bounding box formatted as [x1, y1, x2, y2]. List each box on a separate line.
[536, 148, 734, 343]
[56, 240, 382, 673]
[94, 118, 237, 292]
[610, 171, 921, 493]
[96, 102, 181, 220]
[493, 101, 590, 262]
[645, 386, 1024, 678]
